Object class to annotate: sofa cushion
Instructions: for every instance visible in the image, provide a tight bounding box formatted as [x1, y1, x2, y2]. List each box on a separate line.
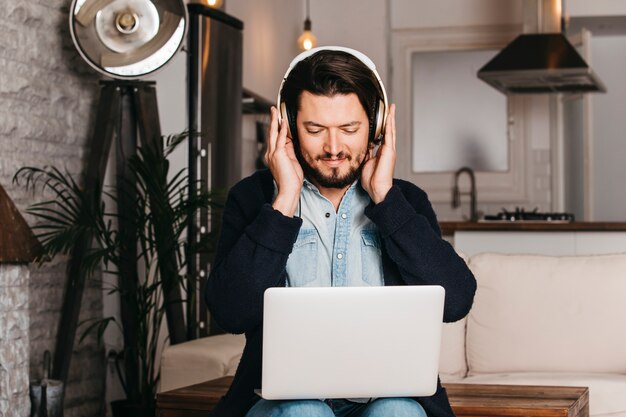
[438, 250, 470, 382]
[467, 252, 626, 374]
[458, 372, 626, 417]
[159, 333, 245, 392]
[438, 318, 467, 382]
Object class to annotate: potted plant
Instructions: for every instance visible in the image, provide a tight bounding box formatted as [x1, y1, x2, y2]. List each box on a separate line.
[15, 132, 212, 416]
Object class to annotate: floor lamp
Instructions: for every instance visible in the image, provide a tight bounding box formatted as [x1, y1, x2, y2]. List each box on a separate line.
[53, 0, 188, 385]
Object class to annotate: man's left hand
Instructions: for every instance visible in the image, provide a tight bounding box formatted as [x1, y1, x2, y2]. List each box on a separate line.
[361, 103, 396, 204]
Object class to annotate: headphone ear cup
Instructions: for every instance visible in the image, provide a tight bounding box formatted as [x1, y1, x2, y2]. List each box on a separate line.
[279, 102, 292, 139]
[285, 102, 299, 143]
[373, 99, 385, 143]
[280, 101, 299, 142]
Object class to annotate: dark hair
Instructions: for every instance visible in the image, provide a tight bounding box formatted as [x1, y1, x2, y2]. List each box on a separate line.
[280, 50, 384, 143]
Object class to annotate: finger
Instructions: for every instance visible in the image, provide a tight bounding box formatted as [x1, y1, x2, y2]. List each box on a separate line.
[265, 108, 278, 164]
[384, 104, 396, 151]
[371, 143, 380, 160]
[267, 107, 279, 153]
[285, 137, 297, 160]
[377, 107, 397, 169]
[390, 104, 397, 151]
[276, 118, 288, 149]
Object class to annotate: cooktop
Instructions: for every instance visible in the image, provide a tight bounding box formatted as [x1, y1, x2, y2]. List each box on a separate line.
[482, 208, 575, 222]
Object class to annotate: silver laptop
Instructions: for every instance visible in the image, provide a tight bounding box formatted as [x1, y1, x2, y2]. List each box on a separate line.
[259, 285, 445, 400]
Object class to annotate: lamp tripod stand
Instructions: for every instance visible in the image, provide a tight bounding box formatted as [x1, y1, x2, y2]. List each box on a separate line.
[52, 81, 187, 383]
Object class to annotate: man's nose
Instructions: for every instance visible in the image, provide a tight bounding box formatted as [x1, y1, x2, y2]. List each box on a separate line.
[325, 129, 340, 155]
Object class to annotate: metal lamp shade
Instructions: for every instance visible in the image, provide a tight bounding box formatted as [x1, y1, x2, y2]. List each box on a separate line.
[69, 0, 188, 79]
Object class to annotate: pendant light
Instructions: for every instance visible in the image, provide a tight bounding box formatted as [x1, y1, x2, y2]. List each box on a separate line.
[205, 0, 223, 9]
[298, 0, 317, 51]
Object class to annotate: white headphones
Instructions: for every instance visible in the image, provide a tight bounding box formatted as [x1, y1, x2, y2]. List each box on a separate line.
[276, 46, 389, 143]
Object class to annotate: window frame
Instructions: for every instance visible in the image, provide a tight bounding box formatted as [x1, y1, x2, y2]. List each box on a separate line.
[391, 24, 530, 204]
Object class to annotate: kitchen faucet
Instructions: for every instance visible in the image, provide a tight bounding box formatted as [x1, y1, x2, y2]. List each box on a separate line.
[452, 167, 478, 222]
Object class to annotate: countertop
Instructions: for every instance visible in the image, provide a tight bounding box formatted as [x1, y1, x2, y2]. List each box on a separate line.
[439, 221, 626, 236]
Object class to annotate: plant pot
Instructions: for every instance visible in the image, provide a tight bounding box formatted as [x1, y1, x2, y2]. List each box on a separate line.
[110, 400, 154, 417]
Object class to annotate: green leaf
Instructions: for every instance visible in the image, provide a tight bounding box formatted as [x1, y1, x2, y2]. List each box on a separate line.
[78, 316, 117, 345]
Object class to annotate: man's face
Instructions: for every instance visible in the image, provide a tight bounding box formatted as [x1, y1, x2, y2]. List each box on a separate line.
[294, 91, 370, 190]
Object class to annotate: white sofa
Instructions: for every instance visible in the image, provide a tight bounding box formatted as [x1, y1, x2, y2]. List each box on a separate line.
[160, 252, 626, 417]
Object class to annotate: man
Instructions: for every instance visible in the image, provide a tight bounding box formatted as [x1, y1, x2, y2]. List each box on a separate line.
[205, 47, 476, 417]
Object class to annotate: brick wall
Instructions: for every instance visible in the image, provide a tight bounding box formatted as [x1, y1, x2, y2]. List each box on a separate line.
[0, 1, 104, 416]
[0, 265, 30, 417]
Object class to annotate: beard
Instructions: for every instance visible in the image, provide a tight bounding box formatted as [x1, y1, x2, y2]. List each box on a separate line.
[295, 143, 368, 189]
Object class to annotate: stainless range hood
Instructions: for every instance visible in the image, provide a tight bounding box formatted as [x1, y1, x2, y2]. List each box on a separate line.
[477, 33, 606, 94]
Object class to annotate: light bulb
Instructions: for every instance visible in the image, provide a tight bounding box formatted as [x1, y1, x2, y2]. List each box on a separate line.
[298, 31, 316, 51]
[206, 0, 223, 8]
[298, 18, 317, 51]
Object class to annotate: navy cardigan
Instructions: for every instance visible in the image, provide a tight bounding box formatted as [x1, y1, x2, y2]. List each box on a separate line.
[205, 169, 476, 417]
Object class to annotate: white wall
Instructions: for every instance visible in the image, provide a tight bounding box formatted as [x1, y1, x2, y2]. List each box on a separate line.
[225, 0, 303, 102]
[391, 0, 522, 30]
[150, 51, 188, 170]
[310, 0, 388, 84]
[568, 0, 626, 17]
[590, 35, 626, 221]
[150, 51, 188, 135]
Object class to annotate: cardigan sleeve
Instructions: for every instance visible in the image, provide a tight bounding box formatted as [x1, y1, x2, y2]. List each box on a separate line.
[365, 183, 476, 323]
[205, 177, 302, 334]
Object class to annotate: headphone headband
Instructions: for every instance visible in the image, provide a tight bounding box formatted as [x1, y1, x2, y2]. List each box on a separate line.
[276, 46, 388, 141]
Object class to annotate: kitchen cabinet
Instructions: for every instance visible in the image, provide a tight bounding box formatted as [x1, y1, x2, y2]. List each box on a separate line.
[443, 222, 626, 256]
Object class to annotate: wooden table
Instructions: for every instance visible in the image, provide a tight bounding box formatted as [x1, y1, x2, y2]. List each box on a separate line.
[445, 383, 589, 417]
[157, 377, 233, 417]
[156, 376, 589, 417]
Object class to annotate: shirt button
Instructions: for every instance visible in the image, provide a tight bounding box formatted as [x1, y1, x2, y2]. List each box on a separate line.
[337, 253, 343, 260]
[325, 212, 330, 218]
[341, 213, 347, 219]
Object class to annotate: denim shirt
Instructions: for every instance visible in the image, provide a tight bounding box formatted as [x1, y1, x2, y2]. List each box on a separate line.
[281, 179, 384, 288]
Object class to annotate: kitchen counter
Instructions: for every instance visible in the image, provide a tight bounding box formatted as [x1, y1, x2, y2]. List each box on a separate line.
[443, 222, 626, 256]
[439, 221, 626, 236]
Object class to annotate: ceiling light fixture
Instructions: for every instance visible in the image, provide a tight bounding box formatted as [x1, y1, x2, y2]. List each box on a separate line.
[298, 0, 316, 51]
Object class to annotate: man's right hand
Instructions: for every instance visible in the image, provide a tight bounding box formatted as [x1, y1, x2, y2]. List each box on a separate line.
[265, 106, 304, 217]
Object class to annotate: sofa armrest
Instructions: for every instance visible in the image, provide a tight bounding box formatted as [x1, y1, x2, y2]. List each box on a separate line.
[159, 333, 245, 392]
